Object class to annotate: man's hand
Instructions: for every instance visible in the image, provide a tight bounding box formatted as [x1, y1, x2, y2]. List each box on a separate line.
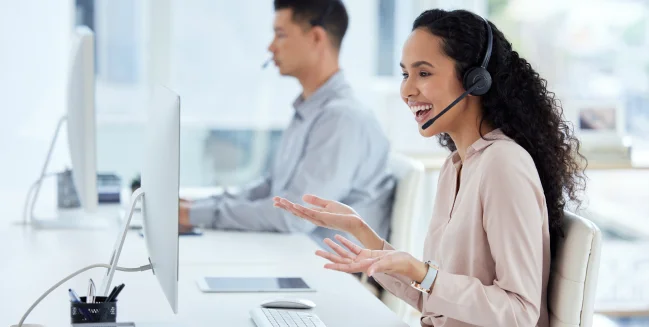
[179, 199, 191, 226]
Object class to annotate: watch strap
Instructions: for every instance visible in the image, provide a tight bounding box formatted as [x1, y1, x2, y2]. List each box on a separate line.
[420, 260, 439, 290]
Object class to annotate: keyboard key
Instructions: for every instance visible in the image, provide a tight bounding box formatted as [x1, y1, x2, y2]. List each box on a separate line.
[252, 308, 326, 327]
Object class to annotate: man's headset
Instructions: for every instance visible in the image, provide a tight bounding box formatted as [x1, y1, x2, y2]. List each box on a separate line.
[421, 15, 493, 130]
[262, 1, 336, 69]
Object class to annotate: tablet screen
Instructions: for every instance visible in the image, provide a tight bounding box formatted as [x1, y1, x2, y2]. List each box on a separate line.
[202, 277, 312, 292]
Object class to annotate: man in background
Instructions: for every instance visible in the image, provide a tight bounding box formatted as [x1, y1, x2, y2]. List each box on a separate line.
[180, 0, 395, 249]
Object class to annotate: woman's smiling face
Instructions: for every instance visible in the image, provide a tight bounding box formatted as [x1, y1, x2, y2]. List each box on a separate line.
[400, 28, 469, 137]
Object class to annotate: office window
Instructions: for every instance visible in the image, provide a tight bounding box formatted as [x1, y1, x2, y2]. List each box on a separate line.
[377, 0, 396, 76]
[99, 0, 140, 84]
[75, 0, 142, 86]
[85, 1, 302, 186]
[75, 0, 95, 29]
[75, 0, 97, 73]
[487, 0, 649, 165]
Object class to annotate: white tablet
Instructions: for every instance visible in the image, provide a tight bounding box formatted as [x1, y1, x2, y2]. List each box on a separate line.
[196, 277, 315, 293]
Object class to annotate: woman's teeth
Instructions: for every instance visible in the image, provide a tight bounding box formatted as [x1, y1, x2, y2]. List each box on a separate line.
[410, 104, 433, 115]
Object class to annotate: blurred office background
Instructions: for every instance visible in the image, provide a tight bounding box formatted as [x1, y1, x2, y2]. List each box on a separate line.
[0, 0, 648, 326]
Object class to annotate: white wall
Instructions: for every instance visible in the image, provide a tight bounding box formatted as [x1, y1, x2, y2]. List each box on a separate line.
[0, 0, 73, 223]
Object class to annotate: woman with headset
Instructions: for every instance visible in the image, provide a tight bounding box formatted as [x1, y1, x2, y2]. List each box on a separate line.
[274, 8, 586, 327]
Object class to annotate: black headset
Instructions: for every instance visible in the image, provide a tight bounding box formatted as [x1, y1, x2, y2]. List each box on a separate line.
[462, 15, 493, 96]
[421, 14, 494, 130]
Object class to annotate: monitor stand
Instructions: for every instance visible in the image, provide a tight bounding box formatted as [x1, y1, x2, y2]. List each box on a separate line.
[9, 190, 152, 327]
[99, 188, 146, 296]
[18, 115, 115, 230]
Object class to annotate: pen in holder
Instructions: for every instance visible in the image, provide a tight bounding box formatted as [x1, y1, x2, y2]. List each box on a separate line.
[70, 296, 117, 323]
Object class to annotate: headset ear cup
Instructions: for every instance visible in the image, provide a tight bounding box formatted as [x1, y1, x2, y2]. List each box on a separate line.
[463, 67, 492, 96]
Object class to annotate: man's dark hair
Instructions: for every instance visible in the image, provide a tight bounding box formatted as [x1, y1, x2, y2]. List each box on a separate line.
[274, 0, 348, 50]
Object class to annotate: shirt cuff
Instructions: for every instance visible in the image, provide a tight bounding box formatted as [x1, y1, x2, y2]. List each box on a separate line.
[188, 197, 220, 227]
[376, 240, 422, 303]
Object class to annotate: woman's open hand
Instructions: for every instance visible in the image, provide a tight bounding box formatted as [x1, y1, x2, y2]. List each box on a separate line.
[273, 195, 365, 235]
[317, 235, 428, 281]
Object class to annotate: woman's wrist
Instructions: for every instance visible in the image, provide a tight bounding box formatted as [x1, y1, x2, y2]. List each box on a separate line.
[410, 258, 429, 283]
[352, 221, 384, 251]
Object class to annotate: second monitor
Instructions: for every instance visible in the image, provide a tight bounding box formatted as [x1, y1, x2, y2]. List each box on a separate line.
[99, 85, 181, 313]
[24, 25, 100, 229]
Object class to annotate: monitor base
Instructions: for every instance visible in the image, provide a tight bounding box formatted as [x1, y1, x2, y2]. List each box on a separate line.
[21, 114, 106, 230]
[26, 207, 118, 230]
[70, 323, 136, 326]
[30, 216, 113, 230]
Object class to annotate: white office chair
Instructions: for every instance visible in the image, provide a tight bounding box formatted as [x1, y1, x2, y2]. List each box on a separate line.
[548, 210, 603, 327]
[379, 152, 426, 320]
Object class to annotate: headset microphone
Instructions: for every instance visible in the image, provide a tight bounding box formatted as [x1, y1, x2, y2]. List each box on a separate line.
[421, 15, 494, 131]
[421, 82, 482, 130]
[262, 57, 273, 69]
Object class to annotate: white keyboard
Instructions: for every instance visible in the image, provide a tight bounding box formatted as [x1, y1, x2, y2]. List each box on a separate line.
[250, 308, 327, 327]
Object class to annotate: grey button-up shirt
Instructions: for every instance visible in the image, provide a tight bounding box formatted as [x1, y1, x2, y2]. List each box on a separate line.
[190, 70, 395, 247]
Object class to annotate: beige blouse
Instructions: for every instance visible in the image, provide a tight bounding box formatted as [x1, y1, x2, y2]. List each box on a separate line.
[374, 129, 550, 327]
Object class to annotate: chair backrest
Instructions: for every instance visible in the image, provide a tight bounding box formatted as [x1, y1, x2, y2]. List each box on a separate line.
[381, 153, 426, 319]
[548, 210, 602, 327]
[386, 152, 426, 254]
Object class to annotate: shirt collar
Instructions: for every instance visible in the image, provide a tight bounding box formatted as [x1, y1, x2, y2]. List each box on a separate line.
[292, 70, 347, 120]
[469, 128, 510, 154]
[450, 128, 511, 165]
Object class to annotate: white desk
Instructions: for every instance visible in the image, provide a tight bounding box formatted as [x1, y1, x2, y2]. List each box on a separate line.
[177, 231, 325, 265]
[0, 226, 408, 327]
[2, 226, 325, 266]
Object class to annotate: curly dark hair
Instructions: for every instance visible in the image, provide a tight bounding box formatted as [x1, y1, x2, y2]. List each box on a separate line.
[413, 9, 587, 257]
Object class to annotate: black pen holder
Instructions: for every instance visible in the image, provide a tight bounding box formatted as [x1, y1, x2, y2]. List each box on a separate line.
[70, 296, 117, 323]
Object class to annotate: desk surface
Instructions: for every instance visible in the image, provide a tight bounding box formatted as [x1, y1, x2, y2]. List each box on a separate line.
[4, 226, 325, 266]
[1, 227, 407, 327]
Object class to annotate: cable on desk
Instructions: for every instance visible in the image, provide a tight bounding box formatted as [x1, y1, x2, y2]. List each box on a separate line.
[17, 263, 152, 327]
[22, 172, 59, 224]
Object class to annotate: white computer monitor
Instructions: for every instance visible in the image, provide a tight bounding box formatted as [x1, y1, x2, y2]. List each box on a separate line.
[66, 25, 98, 213]
[141, 85, 180, 312]
[24, 25, 99, 228]
[100, 85, 180, 313]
